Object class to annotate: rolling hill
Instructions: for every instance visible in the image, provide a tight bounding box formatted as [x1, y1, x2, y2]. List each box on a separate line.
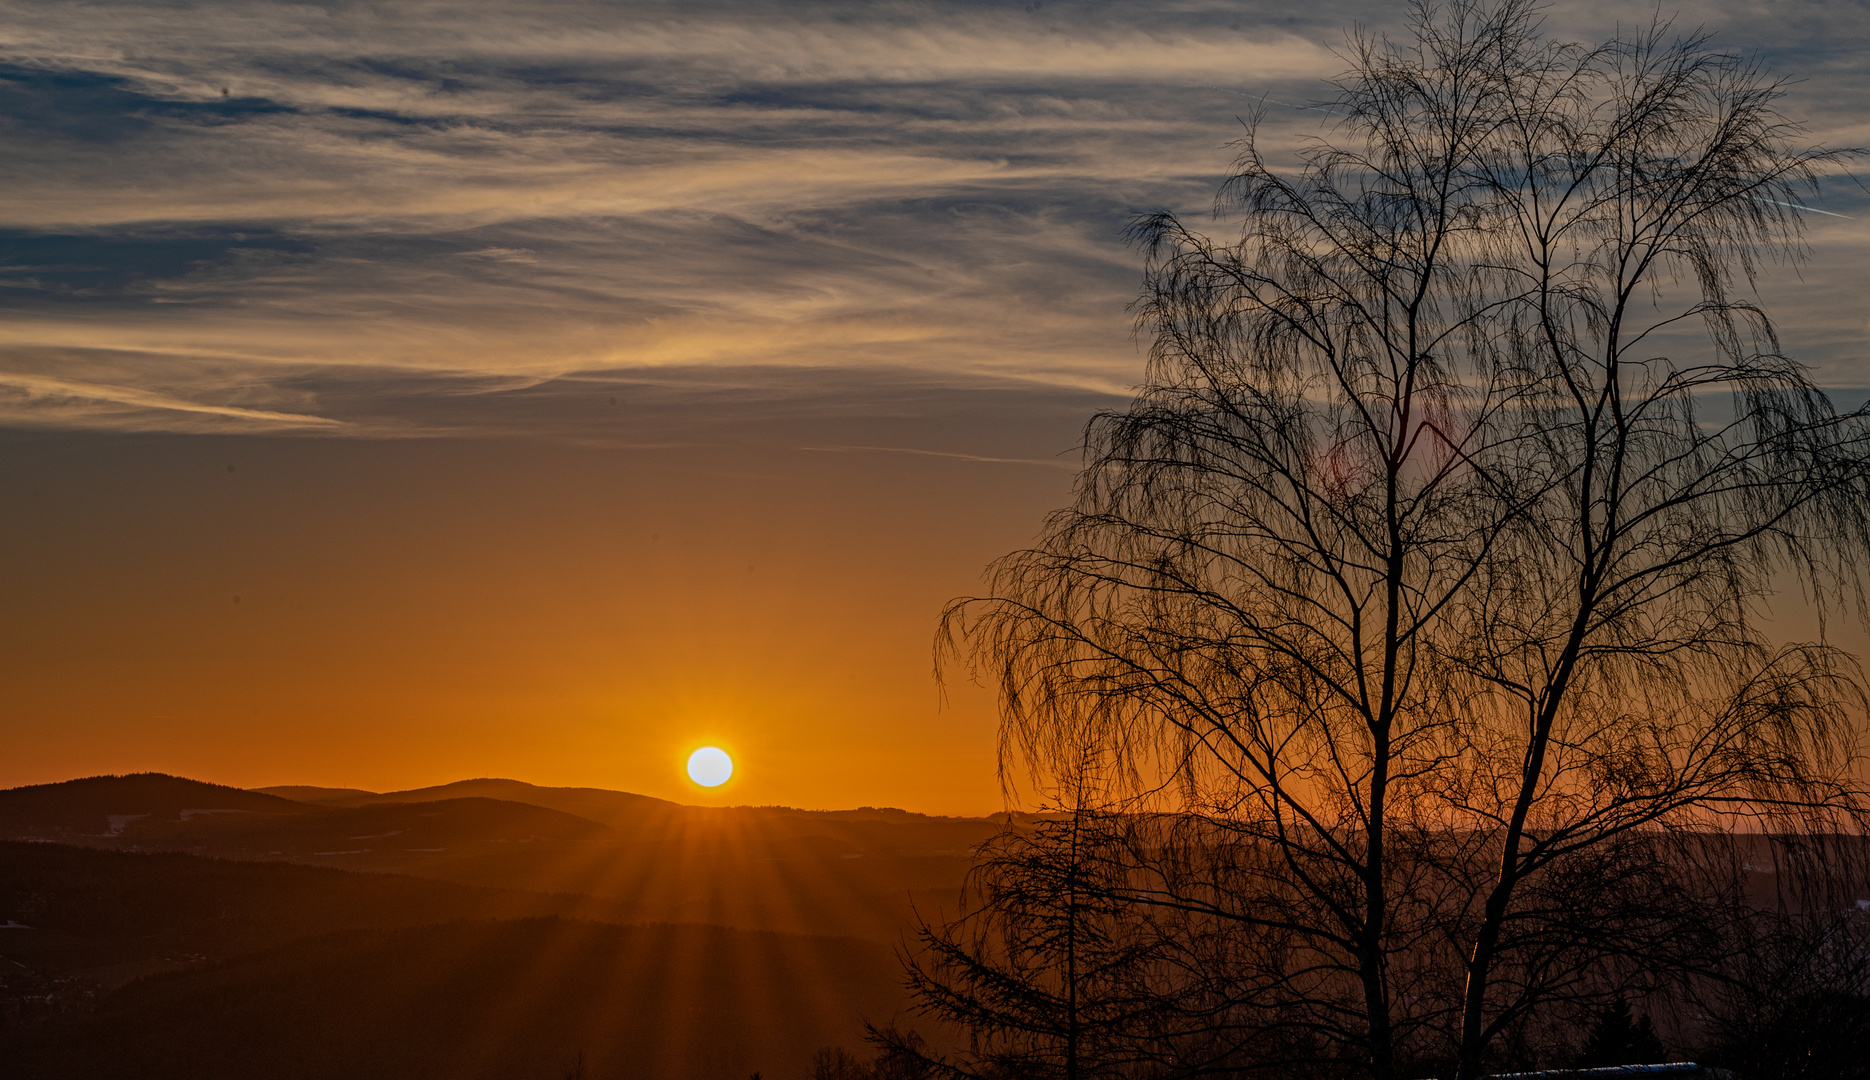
[0, 773, 315, 838]
[0, 774, 1000, 941]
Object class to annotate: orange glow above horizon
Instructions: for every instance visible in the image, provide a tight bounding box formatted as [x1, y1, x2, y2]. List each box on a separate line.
[0, 427, 1072, 815]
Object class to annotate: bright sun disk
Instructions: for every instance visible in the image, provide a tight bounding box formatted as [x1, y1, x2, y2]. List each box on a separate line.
[686, 746, 733, 787]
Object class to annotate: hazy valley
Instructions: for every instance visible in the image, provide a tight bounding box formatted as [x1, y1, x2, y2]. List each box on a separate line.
[0, 773, 993, 1078]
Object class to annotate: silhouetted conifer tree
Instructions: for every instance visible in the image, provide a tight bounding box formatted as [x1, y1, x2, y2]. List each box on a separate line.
[1575, 1001, 1665, 1068]
[889, 802, 1165, 1079]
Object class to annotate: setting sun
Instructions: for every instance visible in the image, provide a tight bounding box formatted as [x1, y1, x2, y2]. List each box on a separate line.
[686, 747, 733, 788]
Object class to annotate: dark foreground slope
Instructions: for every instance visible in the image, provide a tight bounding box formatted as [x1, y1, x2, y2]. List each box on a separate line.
[0, 844, 918, 1080]
[5, 918, 905, 1080]
[0, 841, 581, 982]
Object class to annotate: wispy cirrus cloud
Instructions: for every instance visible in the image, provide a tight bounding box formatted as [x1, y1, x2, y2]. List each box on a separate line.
[0, 367, 342, 431]
[0, 0, 1864, 436]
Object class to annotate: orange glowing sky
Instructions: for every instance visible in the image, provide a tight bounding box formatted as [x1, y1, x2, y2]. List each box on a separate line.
[3, 0, 1868, 813]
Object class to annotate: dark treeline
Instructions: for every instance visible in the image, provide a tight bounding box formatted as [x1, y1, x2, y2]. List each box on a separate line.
[873, 816, 1870, 1079]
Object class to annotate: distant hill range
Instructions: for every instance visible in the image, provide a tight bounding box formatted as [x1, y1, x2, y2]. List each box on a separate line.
[0, 773, 997, 939]
[255, 777, 687, 829]
[255, 776, 961, 825]
[0, 772, 995, 1078]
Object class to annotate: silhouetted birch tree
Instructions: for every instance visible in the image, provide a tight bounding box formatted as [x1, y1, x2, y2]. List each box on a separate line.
[936, 3, 1870, 1077]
